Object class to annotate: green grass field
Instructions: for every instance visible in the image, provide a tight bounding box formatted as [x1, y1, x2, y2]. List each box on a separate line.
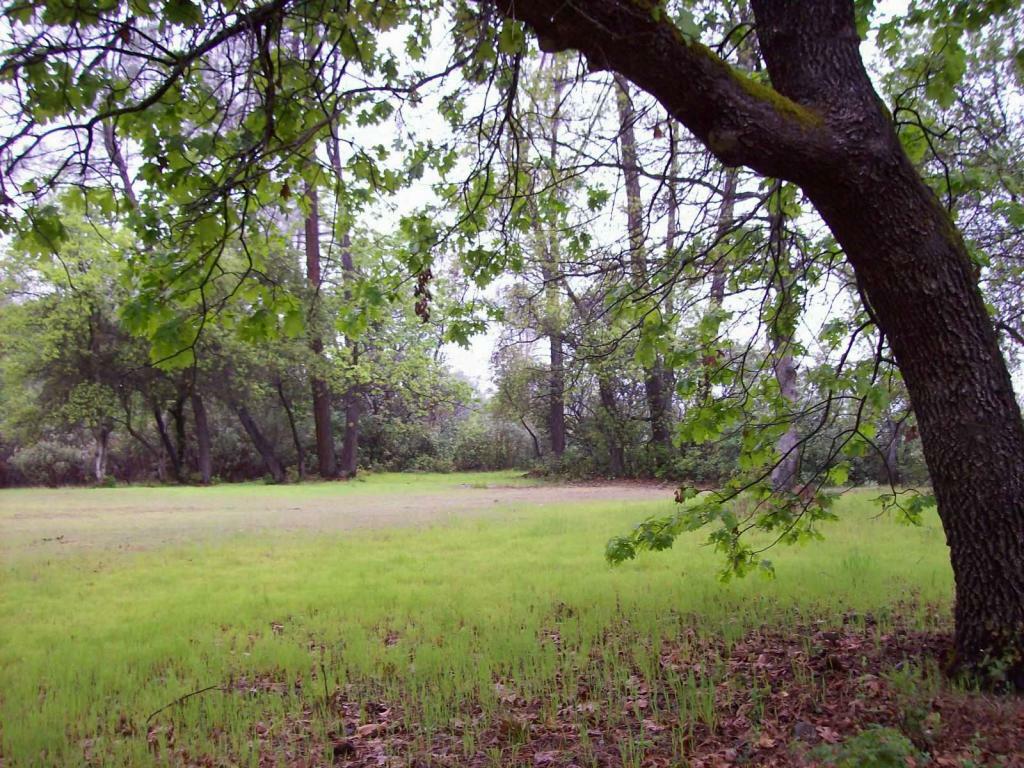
[0, 474, 957, 766]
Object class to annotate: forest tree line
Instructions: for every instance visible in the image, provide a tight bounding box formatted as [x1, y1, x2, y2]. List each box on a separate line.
[3, 4, 1019, 491]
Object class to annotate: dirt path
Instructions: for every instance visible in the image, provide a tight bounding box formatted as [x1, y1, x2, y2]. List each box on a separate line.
[0, 479, 673, 557]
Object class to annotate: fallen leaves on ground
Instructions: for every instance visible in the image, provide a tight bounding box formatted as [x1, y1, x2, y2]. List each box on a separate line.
[139, 611, 1024, 768]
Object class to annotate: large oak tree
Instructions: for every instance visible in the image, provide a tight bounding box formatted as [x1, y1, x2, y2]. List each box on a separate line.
[491, 0, 1024, 687]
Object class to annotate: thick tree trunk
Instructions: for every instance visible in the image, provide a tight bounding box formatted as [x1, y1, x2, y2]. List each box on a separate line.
[819, 174, 1024, 686]
[750, 0, 1024, 686]
[235, 404, 286, 484]
[191, 392, 213, 485]
[811, 171, 1024, 682]
[499, 0, 1024, 683]
[305, 184, 339, 479]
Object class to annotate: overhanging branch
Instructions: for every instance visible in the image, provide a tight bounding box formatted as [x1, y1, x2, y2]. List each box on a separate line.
[483, 0, 836, 178]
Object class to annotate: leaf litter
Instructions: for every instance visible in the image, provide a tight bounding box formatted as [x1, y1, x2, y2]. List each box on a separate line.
[135, 606, 1024, 768]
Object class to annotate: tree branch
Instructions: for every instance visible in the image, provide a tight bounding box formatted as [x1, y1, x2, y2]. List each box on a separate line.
[484, 0, 834, 177]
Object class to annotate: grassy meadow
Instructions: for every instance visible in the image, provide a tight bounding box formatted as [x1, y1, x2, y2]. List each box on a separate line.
[0, 474, 961, 766]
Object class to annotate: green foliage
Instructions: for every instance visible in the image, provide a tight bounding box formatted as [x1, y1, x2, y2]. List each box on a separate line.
[810, 726, 924, 768]
[0, 193, 523, 486]
[877, 490, 938, 525]
[607, 448, 861, 577]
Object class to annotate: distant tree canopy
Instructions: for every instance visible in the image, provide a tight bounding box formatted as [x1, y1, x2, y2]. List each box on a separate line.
[2, 0, 1024, 685]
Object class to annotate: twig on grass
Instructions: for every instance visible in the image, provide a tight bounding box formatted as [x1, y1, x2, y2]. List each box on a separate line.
[146, 684, 223, 725]
[319, 660, 331, 722]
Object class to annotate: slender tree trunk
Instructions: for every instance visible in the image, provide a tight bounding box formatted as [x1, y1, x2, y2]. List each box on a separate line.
[152, 403, 183, 482]
[659, 122, 679, 430]
[235, 404, 286, 483]
[191, 392, 213, 485]
[276, 378, 306, 480]
[598, 378, 626, 476]
[709, 168, 739, 308]
[548, 332, 567, 456]
[123, 400, 159, 462]
[122, 398, 164, 481]
[169, 395, 189, 476]
[707, 12, 751, 310]
[698, 167, 741, 404]
[615, 76, 673, 458]
[533, 61, 568, 459]
[93, 426, 110, 483]
[521, 416, 542, 459]
[305, 184, 339, 479]
[644, 368, 672, 449]
[310, 353, 336, 476]
[770, 351, 800, 491]
[768, 181, 801, 493]
[339, 384, 360, 478]
[879, 417, 902, 486]
[103, 121, 139, 209]
[338, 231, 361, 478]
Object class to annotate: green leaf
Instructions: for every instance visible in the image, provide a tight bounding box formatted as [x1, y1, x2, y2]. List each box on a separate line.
[586, 186, 610, 211]
[827, 463, 850, 486]
[163, 0, 203, 26]
[853, 0, 876, 39]
[497, 21, 525, 55]
[674, 7, 701, 41]
[283, 308, 305, 337]
[924, 33, 966, 109]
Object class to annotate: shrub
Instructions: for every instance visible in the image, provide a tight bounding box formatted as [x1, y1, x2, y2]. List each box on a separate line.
[407, 454, 455, 473]
[452, 414, 533, 471]
[9, 441, 88, 486]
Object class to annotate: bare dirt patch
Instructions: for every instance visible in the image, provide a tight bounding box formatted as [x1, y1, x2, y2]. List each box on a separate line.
[0, 480, 673, 557]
